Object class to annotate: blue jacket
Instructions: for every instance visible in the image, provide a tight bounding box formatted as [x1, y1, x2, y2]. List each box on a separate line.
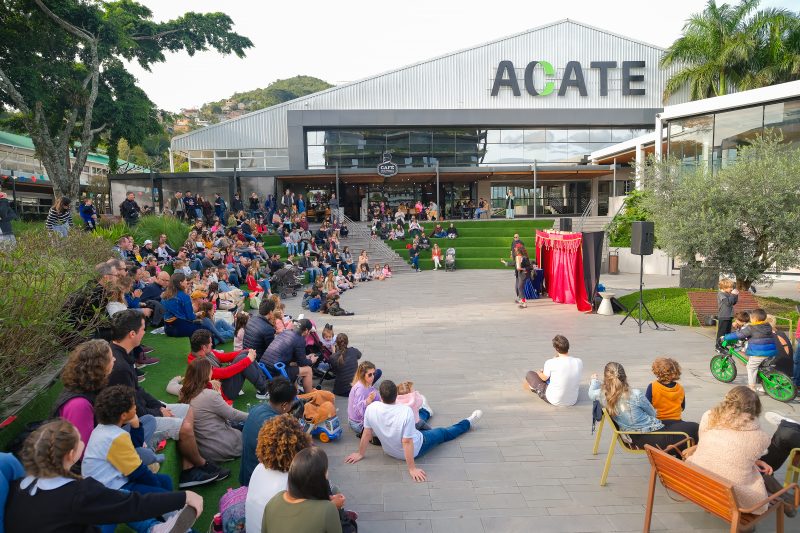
[588, 379, 664, 432]
[162, 291, 195, 322]
[241, 315, 276, 361]
[0, 453, 24, 533]
[723, 321, 776, 357]
[261, 329, 309, 368]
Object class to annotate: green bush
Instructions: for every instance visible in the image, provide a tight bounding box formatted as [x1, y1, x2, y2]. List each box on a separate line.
[0, 230, 113, 416]
[606, 190, 654, 247]
[92, 216, 192, 250]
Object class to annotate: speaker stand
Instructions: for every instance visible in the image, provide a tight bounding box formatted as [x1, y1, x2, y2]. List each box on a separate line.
[619, 254, 660, 333]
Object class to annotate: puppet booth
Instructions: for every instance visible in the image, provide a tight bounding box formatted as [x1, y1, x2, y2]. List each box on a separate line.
[534, 230, 603, 312]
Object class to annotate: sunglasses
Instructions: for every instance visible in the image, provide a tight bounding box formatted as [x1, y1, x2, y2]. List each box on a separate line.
[366, 372, 375, 377]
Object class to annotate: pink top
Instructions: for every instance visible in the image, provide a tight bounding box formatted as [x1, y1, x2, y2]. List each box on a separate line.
[234, 328, 245, 351]
[396, 391, 424, 423]
[58, 397, 95, 458]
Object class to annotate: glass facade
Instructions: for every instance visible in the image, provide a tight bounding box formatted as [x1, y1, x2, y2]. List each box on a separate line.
[305, 127, 651, 169]
[187, 149, 289, 171]
[667, 97, 800, 171]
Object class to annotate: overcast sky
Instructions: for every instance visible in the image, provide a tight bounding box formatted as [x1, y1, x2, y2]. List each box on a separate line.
[129, 0, 800, 112]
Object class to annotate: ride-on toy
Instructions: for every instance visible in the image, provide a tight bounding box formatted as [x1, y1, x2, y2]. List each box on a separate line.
[710, 339, 796, 402]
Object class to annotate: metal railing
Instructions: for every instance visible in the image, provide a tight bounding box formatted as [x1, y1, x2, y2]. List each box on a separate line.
[576, 198, 596, 232]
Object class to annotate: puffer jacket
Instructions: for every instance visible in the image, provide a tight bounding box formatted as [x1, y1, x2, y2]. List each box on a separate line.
[724, 321, 776, 357]
[241, 315, 275, 361]
[261, 329, 309, 368]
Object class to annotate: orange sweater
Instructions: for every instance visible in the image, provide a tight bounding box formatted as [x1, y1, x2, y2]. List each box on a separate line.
[649, 381, 685, 421]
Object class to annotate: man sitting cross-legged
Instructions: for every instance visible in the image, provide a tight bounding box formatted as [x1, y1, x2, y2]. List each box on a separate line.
[345, 380, 482, 482]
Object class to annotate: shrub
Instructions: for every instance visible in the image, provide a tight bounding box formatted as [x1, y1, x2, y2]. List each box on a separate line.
[0, 229, 113, 414]
[606, 189, 654, 248]
[133, 215, 192, 250]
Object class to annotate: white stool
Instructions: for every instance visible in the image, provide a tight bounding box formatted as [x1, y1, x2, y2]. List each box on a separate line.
[597, 292, 615, 316]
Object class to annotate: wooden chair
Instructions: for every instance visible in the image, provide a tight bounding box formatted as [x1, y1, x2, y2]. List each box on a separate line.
[592, 408, 693, 486]
[785, 448, 800, 488]
[644, 442, 799, 533]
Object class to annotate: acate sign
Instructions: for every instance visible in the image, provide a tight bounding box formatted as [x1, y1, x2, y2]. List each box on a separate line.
[377, 152, 398, 178]
[490, 60, 646, 97]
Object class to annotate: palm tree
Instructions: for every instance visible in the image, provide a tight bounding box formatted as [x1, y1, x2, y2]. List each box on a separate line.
[661, 0, 798, 102]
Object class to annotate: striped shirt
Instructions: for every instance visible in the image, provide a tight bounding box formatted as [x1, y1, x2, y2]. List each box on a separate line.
[45, 207, 73, 229]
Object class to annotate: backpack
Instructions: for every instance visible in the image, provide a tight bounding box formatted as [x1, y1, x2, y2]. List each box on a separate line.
[308, 297, 322, 312]
[219, 485, 247, 532]
[328, 301, 345, 316]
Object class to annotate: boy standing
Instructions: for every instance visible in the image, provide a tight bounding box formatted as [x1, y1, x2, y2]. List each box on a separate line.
[717, 278, 739, 352]
[525, 335, 583, 406]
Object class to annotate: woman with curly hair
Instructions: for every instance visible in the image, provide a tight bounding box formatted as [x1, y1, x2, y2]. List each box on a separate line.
[53, 339, 115, 457]
[244, 413, 312, 532]
[686, 386, 796, 517]
[588, 361, 699, 449]
[179, 358, 248, 464]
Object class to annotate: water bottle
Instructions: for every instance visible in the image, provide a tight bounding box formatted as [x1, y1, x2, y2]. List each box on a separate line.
[212, 513, 223, 532]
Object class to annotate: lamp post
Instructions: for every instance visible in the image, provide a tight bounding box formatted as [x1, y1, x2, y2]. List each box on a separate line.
[10, 171, 18, 215]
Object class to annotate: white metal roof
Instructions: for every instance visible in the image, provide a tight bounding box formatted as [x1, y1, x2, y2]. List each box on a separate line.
[659, 80, 800, 121]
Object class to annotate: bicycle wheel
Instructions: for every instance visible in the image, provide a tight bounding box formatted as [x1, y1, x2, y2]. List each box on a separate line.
[761, 371, 797, 403]
[710, 355, 737, 383]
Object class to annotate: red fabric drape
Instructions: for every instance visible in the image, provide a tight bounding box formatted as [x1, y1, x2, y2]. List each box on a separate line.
[535, 230, 592, 312]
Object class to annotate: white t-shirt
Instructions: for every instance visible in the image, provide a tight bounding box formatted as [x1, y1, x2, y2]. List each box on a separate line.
[363, 401, 423, 459]
[542, 356, 583, 406]
[245, 465, 288, 533]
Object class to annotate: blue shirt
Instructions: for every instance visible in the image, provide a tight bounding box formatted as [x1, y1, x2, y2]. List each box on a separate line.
[239, 404, 280, 486]
[0, 453, 24, 533]
[162, 291, 195, 322]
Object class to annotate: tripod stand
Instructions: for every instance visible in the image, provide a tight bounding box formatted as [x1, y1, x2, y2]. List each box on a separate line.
[619, 254, 660, 333]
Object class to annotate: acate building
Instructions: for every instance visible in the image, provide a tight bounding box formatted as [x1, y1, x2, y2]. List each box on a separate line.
[120, 20, 695, 220]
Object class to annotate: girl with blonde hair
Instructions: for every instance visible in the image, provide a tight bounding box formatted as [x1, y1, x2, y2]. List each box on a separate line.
[588, 361, 699, 448]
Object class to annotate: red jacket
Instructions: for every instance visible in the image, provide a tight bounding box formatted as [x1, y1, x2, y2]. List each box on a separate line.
[187, 349, 252, 402]
[246, 275, 264, 293]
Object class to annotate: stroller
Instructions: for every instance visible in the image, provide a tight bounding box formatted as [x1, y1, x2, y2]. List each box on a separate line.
[302, 318, 336, 388]
[271, 264, 304, 298]
[445, 247, 456, 271]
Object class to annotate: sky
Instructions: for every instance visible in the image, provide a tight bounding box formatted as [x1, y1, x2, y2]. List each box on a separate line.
[129, 0, 800, 112]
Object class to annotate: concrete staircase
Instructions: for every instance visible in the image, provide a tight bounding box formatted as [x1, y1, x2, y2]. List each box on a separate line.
[342, 219, 415, 274]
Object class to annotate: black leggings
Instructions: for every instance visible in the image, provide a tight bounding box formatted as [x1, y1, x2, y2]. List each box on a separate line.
[761, 420, 800, 470]
[517, 271, 529, 302]
[629, 420, 700, 452]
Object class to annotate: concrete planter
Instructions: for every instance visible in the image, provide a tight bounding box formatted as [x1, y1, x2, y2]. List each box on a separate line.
[613, 247, 673, 276]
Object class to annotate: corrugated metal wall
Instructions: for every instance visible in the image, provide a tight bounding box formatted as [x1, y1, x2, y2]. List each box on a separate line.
[172, 20, 688, 152]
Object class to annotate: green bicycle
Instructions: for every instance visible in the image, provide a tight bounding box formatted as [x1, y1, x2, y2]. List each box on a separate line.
[710, 340, 796, 402]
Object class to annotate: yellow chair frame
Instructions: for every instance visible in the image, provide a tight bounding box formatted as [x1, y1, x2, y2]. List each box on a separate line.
[592, 407, 694, 486]
[784, 448, 800, 488]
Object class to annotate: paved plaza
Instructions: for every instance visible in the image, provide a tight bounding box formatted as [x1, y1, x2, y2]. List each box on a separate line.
[279, 269, 800, 533]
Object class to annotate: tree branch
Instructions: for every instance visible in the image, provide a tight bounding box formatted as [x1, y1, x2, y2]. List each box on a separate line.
[130, 29, 184, 41]
[32, 0, 94, 42]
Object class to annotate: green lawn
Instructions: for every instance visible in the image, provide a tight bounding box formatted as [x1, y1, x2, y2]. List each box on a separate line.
[617, 288, 800, 328]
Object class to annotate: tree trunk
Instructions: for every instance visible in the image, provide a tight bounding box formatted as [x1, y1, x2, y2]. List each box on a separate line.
[735, 278, 752, 291]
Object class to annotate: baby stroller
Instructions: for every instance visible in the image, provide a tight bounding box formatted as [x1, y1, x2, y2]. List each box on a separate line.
[271, 264, 303, 298]
[302, 318, 336, 388]
[445, 247, 456, 271]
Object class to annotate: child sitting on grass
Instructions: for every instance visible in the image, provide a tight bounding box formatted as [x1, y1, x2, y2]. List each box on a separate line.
[722, 308, 777, 393]
[233, 311, 249, 351]
[83, 385, 173, 494]
[645, 358, 686, 421]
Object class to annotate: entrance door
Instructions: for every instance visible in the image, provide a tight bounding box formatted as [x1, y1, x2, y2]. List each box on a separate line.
[341, 183, 364, 221]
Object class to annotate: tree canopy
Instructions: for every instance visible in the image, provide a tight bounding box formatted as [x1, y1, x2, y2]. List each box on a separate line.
[640, 134, 800, 288]
[0, 0, 252, 199]
[661, 0, 800, 101]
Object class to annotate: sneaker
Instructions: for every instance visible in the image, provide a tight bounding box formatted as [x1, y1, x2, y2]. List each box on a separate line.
[255, 390, 269, 401]
[136, 356, 160, 367]
[178, 466, 218, 488]
[466, 410, 483, 427]
[755, 385, 765, 393]
[155, 505, 197, 533]
[420, 396, 434, 418]
[765, 411, 800, 426]
[202, 461, 230, 482]
[140, 344, 156, 354]
[137, 373, 146, 383]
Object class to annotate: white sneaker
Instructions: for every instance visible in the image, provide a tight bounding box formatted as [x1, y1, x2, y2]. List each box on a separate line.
[420, 395, 434, 418]
[755, 385, 765, 393]
[466, 410, 483, 427]
[766, 411, 800, 426]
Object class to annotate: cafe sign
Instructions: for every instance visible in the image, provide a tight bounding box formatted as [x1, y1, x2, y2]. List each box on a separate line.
[377, 152, 398, 178]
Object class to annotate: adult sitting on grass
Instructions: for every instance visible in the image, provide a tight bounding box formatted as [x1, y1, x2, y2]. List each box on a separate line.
[685, 386, 797, 517]
[588, 361, 699, 449]
[184, 329, 268, 402]
[179, 358, 249, 465]
[240, 377, 298, 486]
[446, 223, 458, 239]
[261, 318, 319, 393]
[432, 224, 447, 238]
[245, 414, 312, 533]
[161, 272, 205, 339]
[345, 380, 482, 482]
[524, 334, 583, 406]
[4, 420, 201, 533]
[242, 298, 277, 362]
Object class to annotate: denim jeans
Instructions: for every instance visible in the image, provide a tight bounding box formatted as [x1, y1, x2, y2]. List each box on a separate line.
[165, 318, 204, 339]
[51, 223, 69, 237]
[307, 267, 322, 284]
[411, 256, 419, 269]
[793, 340, 800, 387]
[416, 419, 471, 458]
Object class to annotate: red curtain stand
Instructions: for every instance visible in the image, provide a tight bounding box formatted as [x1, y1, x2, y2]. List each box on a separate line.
[535, 230, 592, 312]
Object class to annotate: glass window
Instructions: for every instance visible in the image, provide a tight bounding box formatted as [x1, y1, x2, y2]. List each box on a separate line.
[481, 144, 503, 164]
[190, 159, 214, 170]
[568, 129, 591, 142]
[611, 129, 633, 142]
[499, 144, 524, 164]
[589, 129, 613, 143]
[712, 106, 764, 169]
[546, 129, 568, 143]
[547, 143, 569, 162]
[568, 143, 593, 161]
[765, 98, 800, 148]
[523, 129, 546, 143]
[523, 143, 547, 162]
[486, 129, 501, 143]
[216, 158, 238, 169]
[307, 146, 325, 167]
[200, 150, 214, 159]
[240, 157, 265, 169]
[500, 129, 524, 143]
[214, 150, 227, 158]
[668, 115, 714, 168]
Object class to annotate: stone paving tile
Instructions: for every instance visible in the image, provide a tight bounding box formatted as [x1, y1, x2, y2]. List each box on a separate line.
[277, 270, 798, 532]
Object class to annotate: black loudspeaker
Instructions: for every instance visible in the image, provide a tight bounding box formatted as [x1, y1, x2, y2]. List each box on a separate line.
[559, 218, 572, 232]
[631, 221, 655, 256]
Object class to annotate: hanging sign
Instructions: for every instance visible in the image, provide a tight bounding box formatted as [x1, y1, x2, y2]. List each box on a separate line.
[377, 152, 398, 178]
